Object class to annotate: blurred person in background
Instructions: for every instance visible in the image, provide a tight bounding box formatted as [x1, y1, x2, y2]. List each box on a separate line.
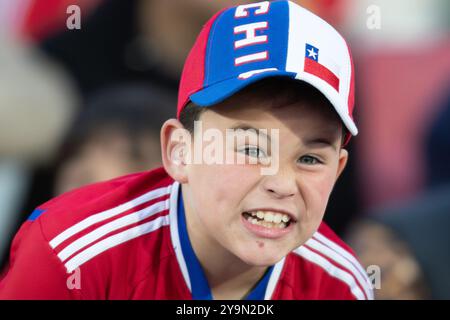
[53, 85, 175, 195]
[347, 88, 450, 299]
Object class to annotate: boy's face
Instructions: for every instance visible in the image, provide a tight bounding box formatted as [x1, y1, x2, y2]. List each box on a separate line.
[163, 93, 348, 267]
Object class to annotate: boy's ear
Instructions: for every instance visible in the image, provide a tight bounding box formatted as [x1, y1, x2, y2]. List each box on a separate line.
[160, 119, 191, 183]
[335, 148, 349, 181]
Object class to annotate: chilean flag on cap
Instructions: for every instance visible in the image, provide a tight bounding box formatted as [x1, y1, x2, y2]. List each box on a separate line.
[178, 0, 357, 136]
[304, 43, 340, 92]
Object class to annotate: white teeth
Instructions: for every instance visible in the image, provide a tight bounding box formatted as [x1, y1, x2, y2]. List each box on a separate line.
[273, 214, 282, 224]
[250, 211, 291, 223]
[245, 210, 291, 229]
[264, 212, 274, 223]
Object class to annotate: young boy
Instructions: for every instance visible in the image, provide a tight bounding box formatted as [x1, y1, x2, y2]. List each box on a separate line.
[0, 1, 373, 300]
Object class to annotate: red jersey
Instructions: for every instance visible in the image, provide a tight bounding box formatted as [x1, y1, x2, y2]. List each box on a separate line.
[0, 167, 373, 300]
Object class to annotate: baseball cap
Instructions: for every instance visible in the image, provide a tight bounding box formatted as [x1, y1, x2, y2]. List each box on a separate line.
[177, 0, 358, 137]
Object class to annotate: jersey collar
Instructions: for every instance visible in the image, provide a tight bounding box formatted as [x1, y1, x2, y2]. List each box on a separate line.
[176, 184, 274, 300]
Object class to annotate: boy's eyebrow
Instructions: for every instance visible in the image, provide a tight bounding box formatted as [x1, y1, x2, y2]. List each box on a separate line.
[229, 124, 271, 141]
[302, 137, 338, 151]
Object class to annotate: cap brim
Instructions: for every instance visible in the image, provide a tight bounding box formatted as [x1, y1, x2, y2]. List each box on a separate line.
[190, 70, 358, 136]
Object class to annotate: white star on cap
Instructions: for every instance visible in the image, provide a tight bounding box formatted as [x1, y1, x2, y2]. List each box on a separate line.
[307, 47, 318, 60]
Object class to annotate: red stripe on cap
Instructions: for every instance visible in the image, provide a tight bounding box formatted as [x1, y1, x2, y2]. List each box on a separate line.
[177, 9, 227, 118]
[304, 58, 340, 92]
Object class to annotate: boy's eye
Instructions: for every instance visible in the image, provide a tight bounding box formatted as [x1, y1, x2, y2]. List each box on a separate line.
[239, 146, 267, 158]
[298, 155, 321, 165]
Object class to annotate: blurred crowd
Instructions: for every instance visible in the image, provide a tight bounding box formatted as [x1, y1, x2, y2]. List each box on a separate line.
[0, 0, 449, 299]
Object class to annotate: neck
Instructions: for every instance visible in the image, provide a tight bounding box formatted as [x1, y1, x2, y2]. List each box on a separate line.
[181, 186, 268, 299]
[207, 263, 269, 300]
[198, 238, 268, 291]
[192, 227, 269, 300]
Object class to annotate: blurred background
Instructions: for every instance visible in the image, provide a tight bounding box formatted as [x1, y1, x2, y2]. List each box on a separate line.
[0, 0, 449, 299]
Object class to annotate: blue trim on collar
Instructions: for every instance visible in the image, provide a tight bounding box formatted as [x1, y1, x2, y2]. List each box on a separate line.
[28, 208, 46, 221]
[245, 264, 274, 300]
[177, 187, 274, 300]
[177, 187, 213, 299]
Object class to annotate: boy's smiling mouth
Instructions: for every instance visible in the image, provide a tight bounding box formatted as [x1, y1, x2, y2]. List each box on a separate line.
[241, 209, 297, 239]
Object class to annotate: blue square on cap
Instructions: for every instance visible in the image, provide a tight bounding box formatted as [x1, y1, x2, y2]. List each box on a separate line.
[305, 43, 319, 62]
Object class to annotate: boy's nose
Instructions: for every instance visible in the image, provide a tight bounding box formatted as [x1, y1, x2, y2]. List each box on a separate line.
[262, 171, 297, 199]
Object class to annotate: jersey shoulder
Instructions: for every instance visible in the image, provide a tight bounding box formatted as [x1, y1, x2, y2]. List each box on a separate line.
[2, 167, 177, 299]
[32, 167, 175, 272]
[35, 167, 172, 230]
[283, 222, 374, 300]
